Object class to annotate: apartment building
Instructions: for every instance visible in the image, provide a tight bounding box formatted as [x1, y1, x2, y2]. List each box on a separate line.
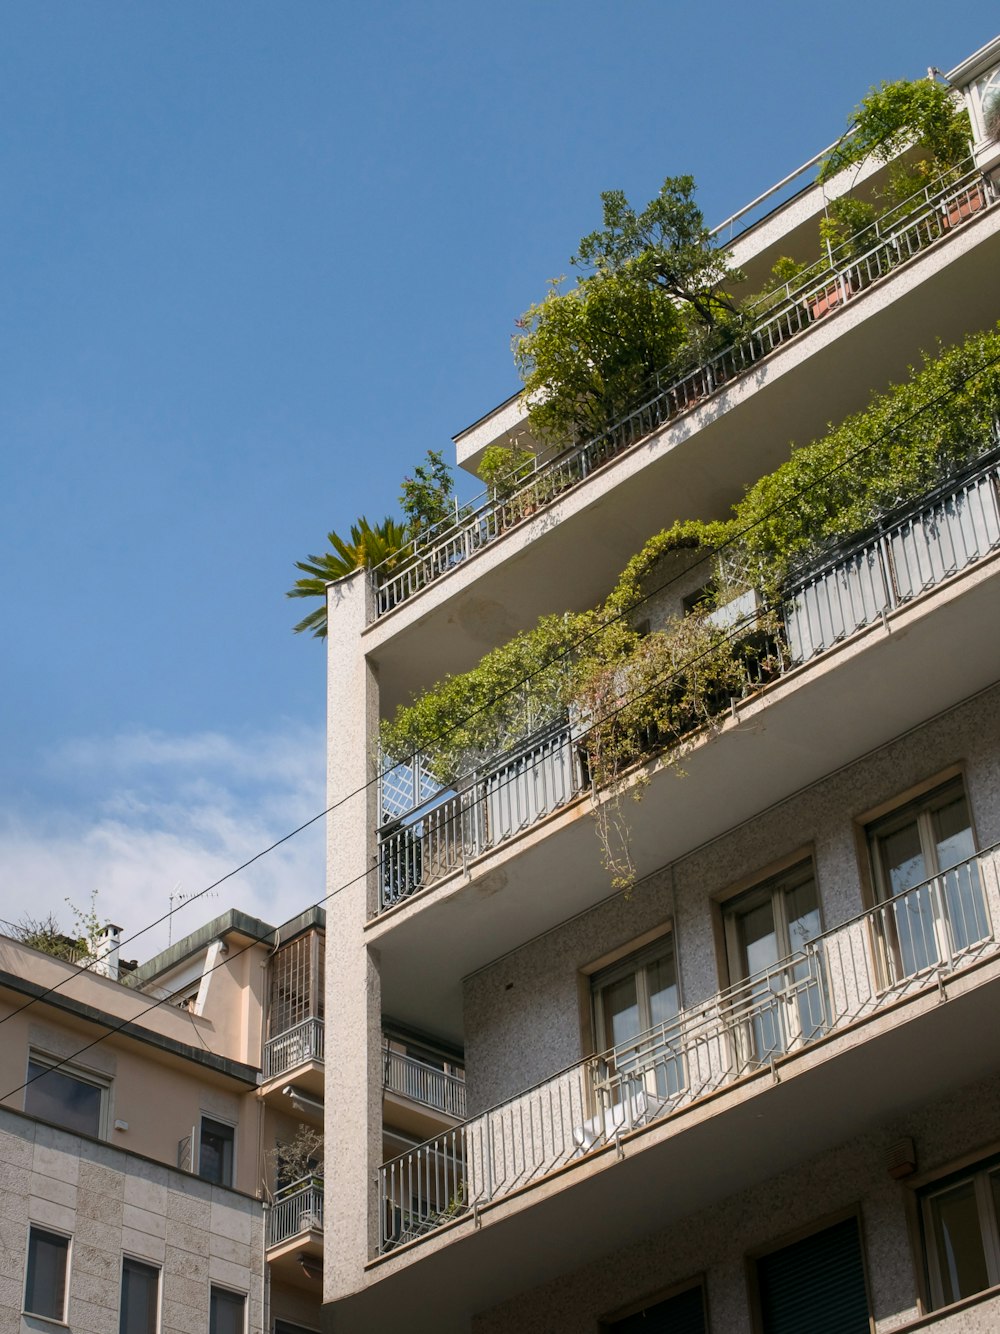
[0, 900, 465, 1334]
[323, 33, 1000, 1334]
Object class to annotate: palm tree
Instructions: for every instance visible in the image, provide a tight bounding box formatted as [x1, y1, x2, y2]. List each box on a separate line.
[287, 516, 409, 637]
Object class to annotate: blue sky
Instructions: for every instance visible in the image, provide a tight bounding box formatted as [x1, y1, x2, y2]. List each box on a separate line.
[1, 2, 996, 958]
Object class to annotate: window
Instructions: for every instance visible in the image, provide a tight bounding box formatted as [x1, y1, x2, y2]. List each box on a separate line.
[920, 1155, 1000, 1308]
[866, 777, 985, 980]
[120, 1257, 159, 1334]
[199, 1117, 235, 1187]
[722, 861, 823, 1064]
[603, 1280, 707, 1332]
[24, 1226, 70, 1321]
[752, 1215, 870, 1334]
[210, 1287, 245, 1334]
[592, 938, 682, 1102]
[24, 1052, 108, 1138]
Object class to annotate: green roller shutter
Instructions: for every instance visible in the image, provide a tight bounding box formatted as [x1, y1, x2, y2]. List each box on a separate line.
[609, 1282, 706, 1333]
[757, 1216, 870, 1334]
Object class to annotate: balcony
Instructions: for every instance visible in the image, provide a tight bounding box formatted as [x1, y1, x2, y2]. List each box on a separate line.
[370, 167, 996, 627]
[266, 1177, 323, 1287]
[260, 1017, 325, 1108]
[378, 447, 1000, 914]
[383, 1045, 467, 1142]
[378, 842, 1000, 1257]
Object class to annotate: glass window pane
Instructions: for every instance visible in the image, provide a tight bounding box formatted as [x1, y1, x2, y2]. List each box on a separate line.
[120, 1257, 159, 1334]
[930, 1179, 989, 1304]
[25, 1228, 68, 1320]
[785, 877, 821, 953]
[645, 954, 678, 1029]
[933, 795, 975, 872]
[210, 1287, 245, 1334]
[25, 1059, 103, 1137]
[600, 974, 640, 1049]
[879, 820, 926, 896]
[199, 1119, 234, 1187]
[738, 898, 778, 977]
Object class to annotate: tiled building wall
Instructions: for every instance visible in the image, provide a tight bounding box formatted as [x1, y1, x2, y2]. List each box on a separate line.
[463, 682, 1000, 1112]
[0, 1106, 264, 1334]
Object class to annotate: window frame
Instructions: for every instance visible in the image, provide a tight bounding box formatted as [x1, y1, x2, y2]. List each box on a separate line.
[599, 1273, 708, 1331]
[913, 1151, 1000, 1310]
[858, 769, 982, 986]
[119, 1254, 161, 1334]
[745, 1205, 874, 1334]
[715, 853, 824, 1067]
[209, 1285, 247, 1334]
[23, 1224, 71, 1324]
[198, 1115, 237, 1188]
[24, 1049, 111, 1140]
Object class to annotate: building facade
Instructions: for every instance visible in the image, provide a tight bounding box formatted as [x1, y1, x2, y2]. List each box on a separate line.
[323, 35, 1000, 1334]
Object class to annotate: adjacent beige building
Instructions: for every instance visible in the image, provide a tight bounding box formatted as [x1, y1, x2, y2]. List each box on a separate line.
[0, 902, 465, 1333]
[322, 32, 1000, 1334]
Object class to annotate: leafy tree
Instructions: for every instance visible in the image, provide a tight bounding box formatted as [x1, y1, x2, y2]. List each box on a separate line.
[513, 177, 743, 445]
[287, 516, 409, 638]
[818, 78, 971, 184]
[573, 175, 743, 332]
[400, 449, 454, 532]
[514, 269, 686, 444]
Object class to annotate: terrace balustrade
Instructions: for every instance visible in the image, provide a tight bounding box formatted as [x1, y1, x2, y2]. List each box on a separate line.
[371, 165, 996, 622]
[383, 1046, 467, 1120]
[378, 843, 1000, 1254]
[267, 1177, 324, 1249]
[378, 449, 1000, 912]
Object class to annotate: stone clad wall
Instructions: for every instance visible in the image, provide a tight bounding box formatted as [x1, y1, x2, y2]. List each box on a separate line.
[0, 1106, 263, 1334]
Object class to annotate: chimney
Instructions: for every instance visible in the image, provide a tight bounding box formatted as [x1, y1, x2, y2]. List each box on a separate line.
[90, 923, 123, 980]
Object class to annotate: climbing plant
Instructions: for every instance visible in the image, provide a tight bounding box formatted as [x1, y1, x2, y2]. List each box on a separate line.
[381, 324, 1000, 887]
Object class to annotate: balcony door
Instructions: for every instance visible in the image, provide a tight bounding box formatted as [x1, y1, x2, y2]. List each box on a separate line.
[867, 777, 984, 980]
[592, 939, 682, 1112]
[723, 862, 824, 1068]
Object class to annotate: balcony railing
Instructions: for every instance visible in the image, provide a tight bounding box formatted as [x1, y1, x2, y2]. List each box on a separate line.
[377, 450, 1000, 912]
[263, 1017, 325, 1081]
[268, 1177, 324, 1248]
[370, 164, 996, 622]
[383, 1047, 467, 1119]
[378, 843, 1000, 1254]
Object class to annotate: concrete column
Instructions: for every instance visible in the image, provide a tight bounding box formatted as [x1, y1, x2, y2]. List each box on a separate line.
[323, 569, 383, 1306]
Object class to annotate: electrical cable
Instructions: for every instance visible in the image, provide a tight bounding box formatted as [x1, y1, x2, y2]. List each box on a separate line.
[1, 343, 998, 1091]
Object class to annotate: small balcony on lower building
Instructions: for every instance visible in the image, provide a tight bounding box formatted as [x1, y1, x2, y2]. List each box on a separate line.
[374, 842, 1000, 1277]
[259, 927, 325, 1117]
[266, 1176, 324, 1288]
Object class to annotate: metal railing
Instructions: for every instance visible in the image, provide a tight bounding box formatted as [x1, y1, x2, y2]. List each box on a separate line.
[267, 1177, 324, 1248]
[263, 1017, 325, 1081]
[377, 449, 1000, 912]
[378, 844, 1000, 1254]
[379, 719, 586, 911]
[383, 1048, 467, 1119]
[370, 164, 995, 622]
[784, 451, 1000, 663]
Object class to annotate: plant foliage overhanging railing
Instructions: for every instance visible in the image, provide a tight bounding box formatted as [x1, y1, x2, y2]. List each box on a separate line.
[378, 841, 1000, 1255]
[370, 164, 995, 621]
[377, 447, 1000, 911]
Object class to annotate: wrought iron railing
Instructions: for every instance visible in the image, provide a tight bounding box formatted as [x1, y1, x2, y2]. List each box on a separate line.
[263, 1017, 325, 1081]
[268, 1177, 324, 1248]
[378, 843, 1000, 1253]
[377, 452, 1000, 911]
[783, 449, 1000, 662]
[383, 1047, 467, 1119]
[370, 164, 995, 622]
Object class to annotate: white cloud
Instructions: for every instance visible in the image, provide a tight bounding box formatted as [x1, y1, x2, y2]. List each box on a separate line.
[0, 723, 333, 963]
